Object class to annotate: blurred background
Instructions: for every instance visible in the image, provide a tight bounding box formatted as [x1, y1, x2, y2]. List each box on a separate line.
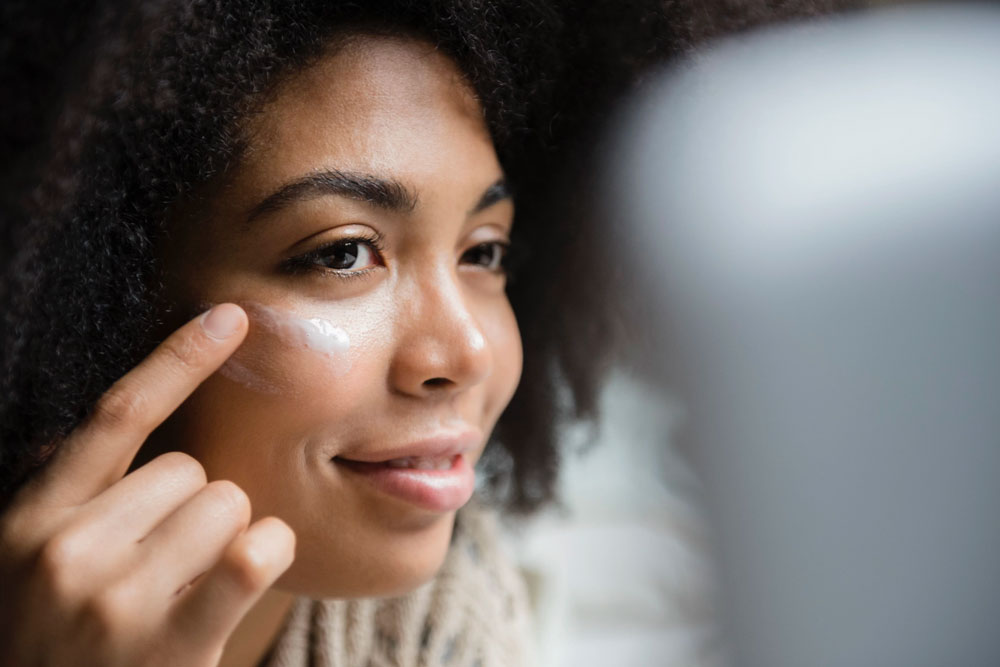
[506, 2, 1000, 665]
[508, 374, 718, 667]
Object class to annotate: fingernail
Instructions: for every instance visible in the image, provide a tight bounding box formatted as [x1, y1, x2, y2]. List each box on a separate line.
[201, 304, 244, 340]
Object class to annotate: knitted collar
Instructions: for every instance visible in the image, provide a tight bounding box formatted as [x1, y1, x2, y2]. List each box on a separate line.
[263, 501, 535, 667]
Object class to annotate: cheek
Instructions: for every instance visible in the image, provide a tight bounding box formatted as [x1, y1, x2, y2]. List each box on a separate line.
[217, 300, 393, 402]
[173, 301, 393, 475]
[220, 302, 352, 397]
[483, 297, 523, 415]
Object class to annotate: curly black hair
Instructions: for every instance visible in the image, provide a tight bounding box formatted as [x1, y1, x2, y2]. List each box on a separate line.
[0, 0, 846, 511]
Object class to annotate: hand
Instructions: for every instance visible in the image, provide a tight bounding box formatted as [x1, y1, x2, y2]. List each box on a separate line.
[0, 304, 296, 667]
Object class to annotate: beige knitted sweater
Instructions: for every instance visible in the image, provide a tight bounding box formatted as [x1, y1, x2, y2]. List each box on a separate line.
[262, 501, 535, 667]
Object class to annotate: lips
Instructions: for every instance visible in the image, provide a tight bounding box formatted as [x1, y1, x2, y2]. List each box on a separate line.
[332, 432, 479, 512]
[334, 432, 476, 464]
[385, 455, 455, 470]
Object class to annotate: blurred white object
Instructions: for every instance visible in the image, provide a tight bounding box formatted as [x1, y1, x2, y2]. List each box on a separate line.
[511, 374, 721, 667]
[616, 4, 1000, 667]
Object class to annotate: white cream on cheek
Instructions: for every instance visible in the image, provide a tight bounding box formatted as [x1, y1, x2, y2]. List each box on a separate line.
[218, 302, 352, 395]
[250, 303, 351, 360]
[218, 355, 283, 395]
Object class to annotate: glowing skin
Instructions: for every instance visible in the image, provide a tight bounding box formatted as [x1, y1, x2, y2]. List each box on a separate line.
[250, 304, 350, 358]
[148, 35, 522, 603]
[219, 303, 352, 395]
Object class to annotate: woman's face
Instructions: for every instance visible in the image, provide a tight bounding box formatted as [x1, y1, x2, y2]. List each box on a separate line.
[153, 35, 521, 598]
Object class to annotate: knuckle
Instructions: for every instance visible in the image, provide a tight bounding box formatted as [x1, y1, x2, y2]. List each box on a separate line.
[157, 333, 204, 372]
[93, 384, 151, 432]
[36, 532, 87, 596]
[154, 451, 207, 487]
[202, 481, 250, 520]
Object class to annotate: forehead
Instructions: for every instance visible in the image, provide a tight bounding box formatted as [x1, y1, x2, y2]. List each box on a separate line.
[236, 35, 495, 201]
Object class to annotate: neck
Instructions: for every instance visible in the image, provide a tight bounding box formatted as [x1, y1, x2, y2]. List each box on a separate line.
[217, 588, 296, 667]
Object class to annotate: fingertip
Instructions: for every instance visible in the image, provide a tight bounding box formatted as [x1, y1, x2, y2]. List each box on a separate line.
[200, 303, 248, 341]
[246, 517, 297, 573]
[167, 516, 295, 650]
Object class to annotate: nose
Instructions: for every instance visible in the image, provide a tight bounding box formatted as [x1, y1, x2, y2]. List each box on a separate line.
[388, 273, 492, 398]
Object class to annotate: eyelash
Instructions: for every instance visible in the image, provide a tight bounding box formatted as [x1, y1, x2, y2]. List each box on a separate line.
[280, 232, 386, 278]
[281, 235, 510, 279]
[461, 241, 510, 273]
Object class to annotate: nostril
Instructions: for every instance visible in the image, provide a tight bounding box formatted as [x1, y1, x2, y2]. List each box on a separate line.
[422, 377, 451, 389]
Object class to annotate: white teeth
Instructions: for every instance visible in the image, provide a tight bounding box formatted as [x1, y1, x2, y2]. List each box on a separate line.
[385, 456, 453, 470]
[413, 458, 437, 470]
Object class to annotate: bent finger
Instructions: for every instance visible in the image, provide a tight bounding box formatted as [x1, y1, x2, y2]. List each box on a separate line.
[168, 517, 295, 654]
[75, 452, 208, 544]
[137, 480, 252, 598]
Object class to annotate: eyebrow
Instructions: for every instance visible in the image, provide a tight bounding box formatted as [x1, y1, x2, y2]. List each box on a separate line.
[246, 170, 510, 224]
[470, 179, 511, 214]
[246, 170, 418, 223]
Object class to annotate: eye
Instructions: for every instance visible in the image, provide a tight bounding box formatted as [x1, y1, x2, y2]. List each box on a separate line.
[461, 241, 508, 272]
[282, 236, 384, 275]
[313, 239, 379, 271]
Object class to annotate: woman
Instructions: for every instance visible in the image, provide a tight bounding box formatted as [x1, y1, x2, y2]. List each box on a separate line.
[0, 1, 633, 664]
[0, 1, 844, 665]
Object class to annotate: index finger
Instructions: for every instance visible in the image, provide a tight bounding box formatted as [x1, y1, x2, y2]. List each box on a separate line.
[31, 303, 248, 505]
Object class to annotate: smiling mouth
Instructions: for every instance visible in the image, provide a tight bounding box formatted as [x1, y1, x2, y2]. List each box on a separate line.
[331, 453, 473, 512]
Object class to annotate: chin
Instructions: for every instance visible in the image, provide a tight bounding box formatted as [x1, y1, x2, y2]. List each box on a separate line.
[274, 509, 457, 600]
